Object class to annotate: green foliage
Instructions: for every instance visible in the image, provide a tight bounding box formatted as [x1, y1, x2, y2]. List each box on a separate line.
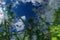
[52, 37, 57, 40]
[0, 2, 60, 40]
[50, 7, 60, 40]
[0, 4, 17, 40]
[53, 7, 60, 25]
[50, 25, 60, 40]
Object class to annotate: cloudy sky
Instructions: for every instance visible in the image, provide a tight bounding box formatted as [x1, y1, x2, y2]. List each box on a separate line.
[0, 0, 60, 40]
[0, 0, 60, 32]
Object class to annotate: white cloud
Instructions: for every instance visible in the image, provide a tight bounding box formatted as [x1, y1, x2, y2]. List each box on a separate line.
[0, 7, 4, 24]
[31, 0, 42, 4]
[11, 0, 43, 7]
[25, 0, 31, 2]
[0, 7, 3, 13]
[19, 0, 43, 6]
[0, 13, 4, 19]
[14, 19, 25, 32]
[20, 0, 42, 3]
[12, 1, 19, 8]
[0, 0, 6, 5]
[21, 16, 26, 21]
[0, 7, 8, 25]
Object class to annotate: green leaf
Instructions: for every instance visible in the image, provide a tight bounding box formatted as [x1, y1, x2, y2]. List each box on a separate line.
[52, 37, 57, 40]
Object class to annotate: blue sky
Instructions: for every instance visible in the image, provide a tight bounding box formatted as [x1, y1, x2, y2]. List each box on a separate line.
[0, 0, 60, 33]
[13, 2, 36, 19]
[0, 0, 60, 40]
[5, 0, 39, 19]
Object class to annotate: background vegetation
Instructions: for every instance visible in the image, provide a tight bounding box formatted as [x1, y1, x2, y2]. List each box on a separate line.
[0, 2, 60, 40]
